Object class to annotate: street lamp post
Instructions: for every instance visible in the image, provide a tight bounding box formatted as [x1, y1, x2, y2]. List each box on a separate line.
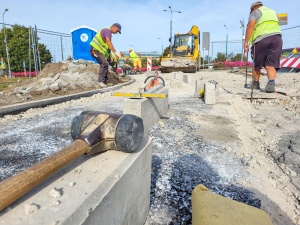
[163, 6, 181, 55]
[158, 37, 163, 55]
[224, 25, 228, 60]
[240, 18, 245, 61]
[3, 9, 11, 78]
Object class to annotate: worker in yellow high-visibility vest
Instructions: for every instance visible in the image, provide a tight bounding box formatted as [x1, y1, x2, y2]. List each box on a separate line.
[0, 57, 7, 79]
[244, 1, 282, 93]
[128, 49, 142, 74]
[90, 23, 122, 88]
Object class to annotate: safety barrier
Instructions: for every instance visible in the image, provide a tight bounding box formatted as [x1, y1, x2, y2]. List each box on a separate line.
[280, 57, 300, 69]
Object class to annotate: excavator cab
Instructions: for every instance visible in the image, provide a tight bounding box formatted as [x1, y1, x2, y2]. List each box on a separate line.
[173, 34, 195, 56]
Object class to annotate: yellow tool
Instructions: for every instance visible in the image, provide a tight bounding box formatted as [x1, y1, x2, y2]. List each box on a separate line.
[112, 92, 167, 98]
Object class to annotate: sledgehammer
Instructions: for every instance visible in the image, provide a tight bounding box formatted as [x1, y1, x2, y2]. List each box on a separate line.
[0, 111, 144, 211]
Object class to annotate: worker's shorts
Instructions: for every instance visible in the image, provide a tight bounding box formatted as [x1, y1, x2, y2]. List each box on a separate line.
[133, 58, 142, 68]
[252, 34, 282, 70]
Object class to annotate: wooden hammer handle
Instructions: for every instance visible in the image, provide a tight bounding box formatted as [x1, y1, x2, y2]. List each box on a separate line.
[0, 139, 89, 211]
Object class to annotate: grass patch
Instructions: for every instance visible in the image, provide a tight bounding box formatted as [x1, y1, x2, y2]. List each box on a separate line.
[0, 77, 30, 91]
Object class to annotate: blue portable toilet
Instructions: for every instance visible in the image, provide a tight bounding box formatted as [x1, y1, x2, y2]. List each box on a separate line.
[71, 25, 97, 62]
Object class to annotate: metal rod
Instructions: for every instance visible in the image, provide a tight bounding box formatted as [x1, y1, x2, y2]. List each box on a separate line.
[2, 9, 11, 78]
[244, 52, 249, 88]
[0, 139, 89, 211]
[250, 46, 255, 103]
[28, 27, 32, 77]
[60, 35, 64, 61]
[31, 27, 38, 76]
[35, 25, 42, 73]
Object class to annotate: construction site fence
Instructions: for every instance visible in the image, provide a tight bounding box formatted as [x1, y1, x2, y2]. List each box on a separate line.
[204, 25, 300, 61]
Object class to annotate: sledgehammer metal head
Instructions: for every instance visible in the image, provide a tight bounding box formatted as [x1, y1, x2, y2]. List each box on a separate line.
[71, 111, 144, 154]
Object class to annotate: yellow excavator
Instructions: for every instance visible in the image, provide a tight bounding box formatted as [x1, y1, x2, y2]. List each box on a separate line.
[160, 25, 201, 73]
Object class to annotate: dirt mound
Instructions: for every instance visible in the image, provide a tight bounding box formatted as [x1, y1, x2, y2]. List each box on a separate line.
[0, 60, 130, 107]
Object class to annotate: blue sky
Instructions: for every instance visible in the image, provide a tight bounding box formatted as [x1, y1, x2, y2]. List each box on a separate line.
[2, 0, 299, 53]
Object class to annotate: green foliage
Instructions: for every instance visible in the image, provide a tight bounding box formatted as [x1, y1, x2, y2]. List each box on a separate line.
[141, 57, 160, 67]
[203, 55, 211, 64]
[230, 53, 244, 62]
[0, 24, 52, 72]
[214, 52, 226, 62]
[164, 46, 170, 56]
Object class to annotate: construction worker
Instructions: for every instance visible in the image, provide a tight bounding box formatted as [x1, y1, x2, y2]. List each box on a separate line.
[90, 23, 122, 88]
[128, 49, 142, 74]
[244, 1, 282, 93]
[0, 57, 7, 79]
[146, 70, 159, 90]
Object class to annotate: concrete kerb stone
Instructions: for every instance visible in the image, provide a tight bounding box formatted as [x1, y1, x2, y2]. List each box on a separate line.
[195, 79, 208, 98]
[0, 135, 152, 225]
[204, 81, 216, 105]
[123, 87, 169, 132]
[195, 80, 219, 101]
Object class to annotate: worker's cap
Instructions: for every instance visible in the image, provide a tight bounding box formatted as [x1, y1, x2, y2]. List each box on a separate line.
[112, 23, 122, 34]
[250, 1, 263, 10]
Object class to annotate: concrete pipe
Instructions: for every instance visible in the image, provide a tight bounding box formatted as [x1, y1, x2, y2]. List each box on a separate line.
[0, 111, 144, 211]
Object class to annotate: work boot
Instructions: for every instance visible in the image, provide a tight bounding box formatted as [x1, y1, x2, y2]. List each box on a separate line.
[251, 81, 260, 90]
[265, 81, 275, 93]
[99, 82, 107, 88]
[107, 83, 114, 86]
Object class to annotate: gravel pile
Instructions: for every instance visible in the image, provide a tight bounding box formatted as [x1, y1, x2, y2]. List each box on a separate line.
[147, 96, 261, 225]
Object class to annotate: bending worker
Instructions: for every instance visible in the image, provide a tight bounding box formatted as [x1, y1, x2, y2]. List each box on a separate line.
[0, 57, 7, 79]
[128, 49, 142, 74]
[90, 23, 122, 88]
[244, 1, 282, 93]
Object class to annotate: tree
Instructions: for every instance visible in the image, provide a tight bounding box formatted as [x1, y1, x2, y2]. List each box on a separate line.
[0, 24, 52, 72]
[214, 52, 226, 62]
[228, 52, 235, 61]
[203, 55, 211, 64]
[163, 46, 170, 56]
[230, 53, 244, 62]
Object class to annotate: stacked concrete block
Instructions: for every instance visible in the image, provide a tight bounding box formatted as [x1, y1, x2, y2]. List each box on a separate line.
[195, 80, 219, 104]
[194, 79, 208, 98]
[204, 81, 217, 105]
[123, 88, 169, 132]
